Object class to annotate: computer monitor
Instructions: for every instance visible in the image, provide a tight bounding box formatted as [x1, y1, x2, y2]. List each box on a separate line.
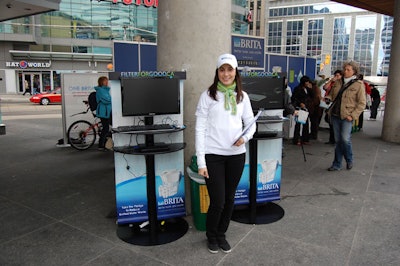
[242, 76, 285, 111]
[121, 78, 180, 117]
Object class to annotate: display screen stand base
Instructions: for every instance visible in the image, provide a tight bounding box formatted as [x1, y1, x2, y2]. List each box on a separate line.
[117, 217, 188, 246]
[231, 202, 284, 224]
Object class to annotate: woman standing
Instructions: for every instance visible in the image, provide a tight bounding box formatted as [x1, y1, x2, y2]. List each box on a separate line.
[327, 61, 366, 171]
[291, 76, 313, 145]
[95, 76, 112, 151]
[195, 54, 256, 254]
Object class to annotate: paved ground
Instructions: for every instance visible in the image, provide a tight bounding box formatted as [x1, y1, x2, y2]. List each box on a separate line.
[0, 94, 399, 265]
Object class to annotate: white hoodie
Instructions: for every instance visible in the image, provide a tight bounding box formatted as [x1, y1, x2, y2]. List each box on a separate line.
[195, 90, 256, 169]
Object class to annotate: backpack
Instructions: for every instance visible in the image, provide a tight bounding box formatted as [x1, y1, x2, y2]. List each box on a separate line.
[88, 91, 97, 111]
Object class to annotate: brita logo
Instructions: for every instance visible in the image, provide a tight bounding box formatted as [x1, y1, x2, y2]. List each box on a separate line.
[234, 38, 262, 49]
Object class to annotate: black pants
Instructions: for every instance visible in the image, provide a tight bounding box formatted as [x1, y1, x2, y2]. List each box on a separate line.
[328, 123, 335, 143]
[358, 111, 364, 129]
[370, 100, 380, 119]
[205, 153, 245, 243]
[310, 110, 322, 139]
[293, 119, 309, 144]
[99, 117, 110, 148]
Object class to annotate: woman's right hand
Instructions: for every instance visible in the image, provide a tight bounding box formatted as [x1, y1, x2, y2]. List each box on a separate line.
[198, 167, 209, 179]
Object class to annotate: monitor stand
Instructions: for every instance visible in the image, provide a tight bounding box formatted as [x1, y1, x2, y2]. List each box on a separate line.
[117, 115, 188, 246]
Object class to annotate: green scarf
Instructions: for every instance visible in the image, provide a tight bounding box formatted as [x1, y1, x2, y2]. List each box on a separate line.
[217, 81, 237, 115]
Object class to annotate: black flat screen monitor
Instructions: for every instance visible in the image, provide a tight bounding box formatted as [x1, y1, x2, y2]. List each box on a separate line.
[242, 76, 285, 111]
[121, 78, 180, 116]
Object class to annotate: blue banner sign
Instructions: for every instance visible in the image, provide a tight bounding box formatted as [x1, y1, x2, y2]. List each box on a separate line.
[232, 35, 265, 70]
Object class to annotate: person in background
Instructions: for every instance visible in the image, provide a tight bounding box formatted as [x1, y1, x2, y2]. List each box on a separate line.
[327, 61, 366, 171]
[33, 77, 40, 95]
[369, 84, 381, 120]
[309, 80, 323, 140]
[22, 79, 31, 95]
[95, 76, 112, 151]
[357, 74, 371, 131]
[195, 53, 256, 254]
[291, 76, 313, 145]
[323, 69, 343, 144]
[283, 77, 294, 117]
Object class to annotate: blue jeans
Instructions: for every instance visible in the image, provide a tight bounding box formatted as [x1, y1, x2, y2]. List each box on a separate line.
[331, 115, 353, 169]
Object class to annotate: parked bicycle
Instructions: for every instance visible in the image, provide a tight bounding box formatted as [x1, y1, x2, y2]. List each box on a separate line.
[67, 100, 103, 150]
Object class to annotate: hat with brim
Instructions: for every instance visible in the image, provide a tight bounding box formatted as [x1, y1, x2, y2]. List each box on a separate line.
[217, 53, 238, 69]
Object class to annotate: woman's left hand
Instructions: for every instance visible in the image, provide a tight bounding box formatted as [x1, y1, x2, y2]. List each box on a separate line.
[346, 116, 353, 122]
[233, 137, 245, 147]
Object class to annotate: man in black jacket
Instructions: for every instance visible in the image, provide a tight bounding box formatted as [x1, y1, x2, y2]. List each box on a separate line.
[369, 84, 381, 120]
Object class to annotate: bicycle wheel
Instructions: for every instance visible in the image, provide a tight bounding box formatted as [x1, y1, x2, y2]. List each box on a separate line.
[67, 120, 97, 150]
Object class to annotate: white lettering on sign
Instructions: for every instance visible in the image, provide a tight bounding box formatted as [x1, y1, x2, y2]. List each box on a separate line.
[5, 61, 51, 69]
[111, 0, 158, 7]
[239, 39, 262, 49]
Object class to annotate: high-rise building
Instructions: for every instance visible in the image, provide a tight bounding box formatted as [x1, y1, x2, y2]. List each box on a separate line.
[0, 0, 393, 95]
[265, 0, 393, 76]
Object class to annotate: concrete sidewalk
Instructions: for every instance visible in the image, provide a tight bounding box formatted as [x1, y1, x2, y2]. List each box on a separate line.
[0, 93, 31, 103]
[0, 110, 399, 265]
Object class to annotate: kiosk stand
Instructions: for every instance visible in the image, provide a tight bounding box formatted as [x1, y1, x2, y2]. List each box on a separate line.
[110, 72, 188, 246]
[232, 117, 285, 224]
[113, 116, 188, 246]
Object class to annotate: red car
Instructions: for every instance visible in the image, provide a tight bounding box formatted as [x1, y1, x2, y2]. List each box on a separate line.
[29, 88, 62, 105]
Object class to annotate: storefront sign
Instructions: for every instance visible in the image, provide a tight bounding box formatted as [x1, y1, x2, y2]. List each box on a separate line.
[111, 0, 158, 7]
[6, 61, 51, 69]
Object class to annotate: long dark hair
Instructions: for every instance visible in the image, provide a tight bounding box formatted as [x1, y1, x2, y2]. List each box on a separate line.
[208, 68, 244, 103]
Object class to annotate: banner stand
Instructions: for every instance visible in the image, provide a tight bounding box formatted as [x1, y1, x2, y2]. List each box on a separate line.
[232, 137, 285, 224]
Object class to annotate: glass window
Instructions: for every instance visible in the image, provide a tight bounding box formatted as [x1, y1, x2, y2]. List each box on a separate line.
[286, 20, 303, 55]
[0, 17, 31, 34]
[36, 0, 157, 42]
[307, 18, 324, 57]
[379, 16, 393, 76]
[354, 15, 376, 75]
[267, 21, 282, 54]
[331, 17, 351, 72]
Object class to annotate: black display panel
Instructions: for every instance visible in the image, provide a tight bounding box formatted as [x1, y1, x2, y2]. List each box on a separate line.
[121, 78, 180, 116]
[242, 76, 285, 111]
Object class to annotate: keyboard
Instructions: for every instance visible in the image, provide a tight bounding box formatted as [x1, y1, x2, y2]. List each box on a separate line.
[257, 115, 283, 121]
[115, 124, 174, 132]
[255, 131, 278, 137]
[136, 144, 170, 152]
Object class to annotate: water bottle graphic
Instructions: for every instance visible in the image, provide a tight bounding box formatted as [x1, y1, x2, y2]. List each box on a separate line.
[158, 169, 181, 198]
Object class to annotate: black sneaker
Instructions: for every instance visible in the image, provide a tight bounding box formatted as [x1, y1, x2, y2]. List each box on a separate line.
[207, 241, 219, 254]
[218, 239, 232, 253]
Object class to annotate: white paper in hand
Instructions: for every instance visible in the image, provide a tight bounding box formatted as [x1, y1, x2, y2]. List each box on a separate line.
[296, 110, 309, 124]
[232, 110, 262, 145]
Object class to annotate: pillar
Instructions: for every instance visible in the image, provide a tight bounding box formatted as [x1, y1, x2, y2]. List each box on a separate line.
[157, 1, 232, 167]
[382, 1, 400, 142]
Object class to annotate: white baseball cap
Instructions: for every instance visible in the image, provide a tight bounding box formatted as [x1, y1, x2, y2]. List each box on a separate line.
[217, 53, 238, 69]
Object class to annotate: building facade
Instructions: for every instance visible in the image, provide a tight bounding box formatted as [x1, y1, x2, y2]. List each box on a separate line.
[0, 0, 158, 94]
[0, 0, 251, 94]
[265, 0, 393, 76]
[0, 0, 393, 95]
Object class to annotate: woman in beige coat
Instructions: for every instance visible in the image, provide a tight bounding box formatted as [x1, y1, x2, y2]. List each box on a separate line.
[327, 61, 366, 171]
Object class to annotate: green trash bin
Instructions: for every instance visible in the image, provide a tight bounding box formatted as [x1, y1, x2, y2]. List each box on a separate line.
[187, 166, 209, 231]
